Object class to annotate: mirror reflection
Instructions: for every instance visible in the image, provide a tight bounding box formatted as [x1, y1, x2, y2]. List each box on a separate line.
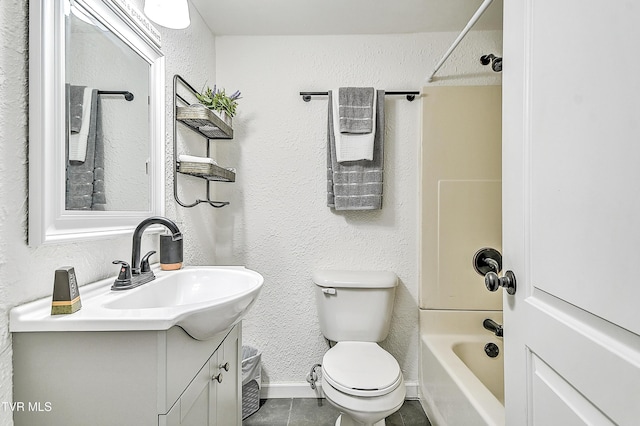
[65, 2, 150, 211]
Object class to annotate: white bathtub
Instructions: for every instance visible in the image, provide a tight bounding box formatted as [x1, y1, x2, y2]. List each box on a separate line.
[419, 310, 505, 426]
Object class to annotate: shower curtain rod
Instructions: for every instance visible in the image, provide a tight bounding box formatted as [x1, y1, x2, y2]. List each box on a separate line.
[426, 0, 494, 82]
[300, 91, 420, 102]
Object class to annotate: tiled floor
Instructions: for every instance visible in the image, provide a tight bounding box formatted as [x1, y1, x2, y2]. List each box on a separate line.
[243, 398, 431, 426]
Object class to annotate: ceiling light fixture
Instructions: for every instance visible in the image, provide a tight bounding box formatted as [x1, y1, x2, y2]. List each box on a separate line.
[144, 0, 190, 30]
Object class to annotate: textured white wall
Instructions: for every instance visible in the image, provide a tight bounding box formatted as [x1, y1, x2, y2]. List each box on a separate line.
[0, 1, 216, 424]
[161, 3, 219, 270]
[214, 31, 502, 388]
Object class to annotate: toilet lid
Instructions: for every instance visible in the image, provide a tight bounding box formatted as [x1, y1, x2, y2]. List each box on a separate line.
[322, 342, 402, 397]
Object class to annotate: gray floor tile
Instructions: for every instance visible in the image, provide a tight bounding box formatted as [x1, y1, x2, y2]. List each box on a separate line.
[243, 399, 292, 426]
[289, 398, 340, 426]
[399, 400, 431, 426]
[385, 410, 405, 426]
[243, 398, 431, 426]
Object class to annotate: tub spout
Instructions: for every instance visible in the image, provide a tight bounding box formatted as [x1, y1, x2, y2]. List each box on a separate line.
[483, 318, 503, 337]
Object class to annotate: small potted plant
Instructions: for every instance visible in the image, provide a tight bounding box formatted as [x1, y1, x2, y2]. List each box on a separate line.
[195, 85, 241, 127]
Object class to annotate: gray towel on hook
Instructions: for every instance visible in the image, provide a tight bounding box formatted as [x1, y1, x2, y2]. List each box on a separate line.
[327, 90, 385, 210]
[338, 87, 375, 134]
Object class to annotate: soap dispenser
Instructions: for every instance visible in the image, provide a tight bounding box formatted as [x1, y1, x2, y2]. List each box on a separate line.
[160, 234, 183, 270]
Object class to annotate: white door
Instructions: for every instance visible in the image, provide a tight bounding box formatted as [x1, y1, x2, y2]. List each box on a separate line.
[503, 1, 640, 425]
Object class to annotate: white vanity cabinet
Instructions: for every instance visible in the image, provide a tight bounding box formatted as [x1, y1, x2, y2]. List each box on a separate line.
[12, 324, 242, 426]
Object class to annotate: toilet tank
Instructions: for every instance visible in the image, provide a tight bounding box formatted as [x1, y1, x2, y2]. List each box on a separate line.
[313, 270, 397, 342]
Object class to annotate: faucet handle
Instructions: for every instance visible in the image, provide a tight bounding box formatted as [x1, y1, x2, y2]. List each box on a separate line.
[112, 260, 132, 285]
[140, 251, 157, 273]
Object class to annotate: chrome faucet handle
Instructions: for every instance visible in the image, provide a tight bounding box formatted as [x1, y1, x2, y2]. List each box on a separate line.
[140, 251, 157, 273]
[112, 260, 132, 287]
[472, 248, 502, 276]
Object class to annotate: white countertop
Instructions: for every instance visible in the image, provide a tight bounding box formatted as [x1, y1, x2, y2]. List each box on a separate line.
[10, 265, 263, 339]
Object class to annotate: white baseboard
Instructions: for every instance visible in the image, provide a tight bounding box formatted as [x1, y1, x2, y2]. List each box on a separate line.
[259, 381, 420, 400]
[260, 382, 325, 399]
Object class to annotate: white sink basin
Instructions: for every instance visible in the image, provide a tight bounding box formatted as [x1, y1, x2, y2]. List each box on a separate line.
[10, 266, 264, 340]
[105, 267, 263, 339]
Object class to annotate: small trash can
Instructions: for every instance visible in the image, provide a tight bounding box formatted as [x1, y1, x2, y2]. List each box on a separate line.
[242, 345, 262, 419]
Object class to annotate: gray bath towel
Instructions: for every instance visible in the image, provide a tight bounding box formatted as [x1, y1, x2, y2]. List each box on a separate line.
[66, 89, 106, 210]
[339, 87, 374, 134]
[92, 94, 106, 210]
[328, 90, 385, 210]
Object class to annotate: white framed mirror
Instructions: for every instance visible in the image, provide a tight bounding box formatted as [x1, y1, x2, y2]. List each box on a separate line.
[29, 0, 165, 246]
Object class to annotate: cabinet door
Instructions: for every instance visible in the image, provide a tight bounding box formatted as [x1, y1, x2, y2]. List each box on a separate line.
[158, 402, 179, 426]
[160, 357, 216, 426]
[213, 326, 241, 425]
[181, 363, 215, 426]
[159, 325, 241, 426]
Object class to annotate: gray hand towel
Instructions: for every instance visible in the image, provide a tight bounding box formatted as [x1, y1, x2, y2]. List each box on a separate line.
[69, 85, 86, 134]
[339, 87, 375, 134]
[328, 90, 385, 210]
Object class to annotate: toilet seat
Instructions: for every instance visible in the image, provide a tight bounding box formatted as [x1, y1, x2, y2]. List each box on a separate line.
[322, 342, 402, 397]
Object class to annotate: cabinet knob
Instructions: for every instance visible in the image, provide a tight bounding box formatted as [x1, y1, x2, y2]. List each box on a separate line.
[220, 362, 230, 372]
[212, 373, 223, 383]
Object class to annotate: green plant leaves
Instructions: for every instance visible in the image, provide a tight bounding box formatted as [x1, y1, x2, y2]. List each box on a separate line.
[196, 86, 241, 117]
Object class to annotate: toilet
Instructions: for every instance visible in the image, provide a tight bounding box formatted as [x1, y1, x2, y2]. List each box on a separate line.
[313, 270, 406, 426]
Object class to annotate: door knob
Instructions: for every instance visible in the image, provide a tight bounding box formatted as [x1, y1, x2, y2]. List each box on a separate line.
[485, 270, 517, 295]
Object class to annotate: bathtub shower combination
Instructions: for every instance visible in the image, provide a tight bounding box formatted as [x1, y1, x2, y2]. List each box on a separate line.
[419, 310, 504, 426]
[419, 82, 503, 425]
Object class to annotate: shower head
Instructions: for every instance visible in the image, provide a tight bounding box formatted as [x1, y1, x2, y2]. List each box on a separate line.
[480, 54, 502, 73]
[480, 54, 495, 65]
[492, 57, 502, 72]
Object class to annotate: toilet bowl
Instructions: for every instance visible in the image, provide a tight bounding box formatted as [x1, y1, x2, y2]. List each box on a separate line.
[313, 270, 405, 426]
[321, 342, 406, 426]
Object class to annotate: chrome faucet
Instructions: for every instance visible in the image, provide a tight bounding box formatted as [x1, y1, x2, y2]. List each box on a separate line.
[483, 318, 503, 337]
[112, 216, 182, 290]
[131, 216, 182, 274]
